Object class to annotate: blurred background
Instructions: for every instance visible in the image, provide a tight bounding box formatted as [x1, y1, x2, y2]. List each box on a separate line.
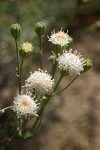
[0, 0, 100, 150]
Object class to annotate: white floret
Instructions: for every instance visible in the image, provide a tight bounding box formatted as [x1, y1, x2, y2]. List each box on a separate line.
[13, 94, 38, 117]
[57, 49, 84, 76]
[48, 29, 69, 47]
[25, 69, 54, 95]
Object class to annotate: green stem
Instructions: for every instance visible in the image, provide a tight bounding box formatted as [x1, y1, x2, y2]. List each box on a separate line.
[31, 96, 51, 131]
[5, 130, 18, 150]
[15, 39, 20, 94]
[31, 72, 65, 132]
[39, 36, 43, 69]
[15, 39, 20, 72]
[54, 75, 79, 96]
[53, 72, 64, 92]
[51, 60, 57, 79]
[5, 117, 20, 149]
[35, 111, 44, 131]
[51, 45, 62, 79]
[19, 56, 24, 94]
[0, 106, 13, 112]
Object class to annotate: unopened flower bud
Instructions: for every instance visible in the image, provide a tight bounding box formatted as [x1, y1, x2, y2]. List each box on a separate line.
[83, 59, 92, 72]
[19, 42, 33, 58]
[35, 22, 46, 37]
[11, 23, 21, 40]
[68, 36, 73, 45]
[94, 21, 100, 30]
[48, 55, 56, 62]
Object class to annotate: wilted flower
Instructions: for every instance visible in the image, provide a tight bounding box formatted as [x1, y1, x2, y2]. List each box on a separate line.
[25, 69, 54, 95]
[48, 29, 70, 47]
[13, 94, 38, 117]
[57, 49, 84, 76]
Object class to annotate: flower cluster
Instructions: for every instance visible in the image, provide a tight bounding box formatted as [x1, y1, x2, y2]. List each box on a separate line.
[12, 28, 90, 117]
[0, 22, 93, 148]
[1, 23, 93, 137]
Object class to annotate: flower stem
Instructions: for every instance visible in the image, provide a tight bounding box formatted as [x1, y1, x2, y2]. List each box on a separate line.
[51, 60, 57, 79]
[54, 75, 79, 96]
[15, 39, 21, 94]
[53, 72, 65, 92]
[31, 95, 51, 131]
[0, 106, 13, 113]
[39, 36, 43, 69]
[19, 56, 25, 94]
[31, 72, 65, 131]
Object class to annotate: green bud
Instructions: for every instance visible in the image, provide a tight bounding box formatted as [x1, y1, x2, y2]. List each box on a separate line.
[35, 22, 46, 37]
[83, 59, 93, 72]
[48, 55, 56, 61]
[94, 21, 100, 31]
[66, 36, 73, 49]
[11, 23, 21, 40]
[68, 36, 73, 45]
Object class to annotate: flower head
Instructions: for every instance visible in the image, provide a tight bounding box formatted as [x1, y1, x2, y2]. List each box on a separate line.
[13, 94, 38, 117]
[57, 49, 84, 76]
[35, 22, 46, 37]
[48, 29, 70, 47]
[20, 42, 33, 53]
[11, 23, 21, 40]
[25, 69, 54, 95]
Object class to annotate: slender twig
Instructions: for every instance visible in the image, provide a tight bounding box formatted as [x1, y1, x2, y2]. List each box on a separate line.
[35, 111, 44, 131]
[5, 130, 18, 150]
[0, 106, 13, 112]
[53, 73, 64, 92]
[51, 60, 57, 79]
[5, 114, 15, 138]
[15, 39, 20, 73]
[31, 95, 51, 131]
[5, 117, 20, 149]
[51, 46, 62, 79]
[39, 36, 43, 69]
[19, 56, 25, 94]
[15, 39, 21, 94]
[54, 75, 79, 96]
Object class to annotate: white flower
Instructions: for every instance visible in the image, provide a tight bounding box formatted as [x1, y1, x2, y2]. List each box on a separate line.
[25, 69, 54, 95]
[48, 29, 69, 47]
[57, 49, 84, 76]
[13, 94, 38, 117]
